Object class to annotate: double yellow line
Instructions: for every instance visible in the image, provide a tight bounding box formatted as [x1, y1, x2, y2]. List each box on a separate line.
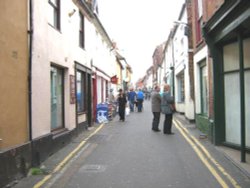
[33, 124, 105, 188]
[174, 119, 241, 188]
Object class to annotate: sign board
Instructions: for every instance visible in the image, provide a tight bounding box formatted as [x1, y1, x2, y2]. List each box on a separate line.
[111, 75, 118, 84]
[70, 75, 76, 104]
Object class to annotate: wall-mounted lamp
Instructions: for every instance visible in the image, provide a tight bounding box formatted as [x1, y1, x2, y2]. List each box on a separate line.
[68, 9, 76, 17]
[174, 20, 189, 37]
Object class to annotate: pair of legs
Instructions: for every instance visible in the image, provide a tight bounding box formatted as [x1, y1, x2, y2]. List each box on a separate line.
[163, 114, 173, 134]
[129, 100, 135, 112]
[152, 112, 160, 131]
[118, 106, 125, 121]
[137, 99, 143, 112]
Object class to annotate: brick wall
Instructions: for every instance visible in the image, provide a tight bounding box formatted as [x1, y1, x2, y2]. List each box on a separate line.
[186, 0, 195, 101]
[203, 0, 225, 21]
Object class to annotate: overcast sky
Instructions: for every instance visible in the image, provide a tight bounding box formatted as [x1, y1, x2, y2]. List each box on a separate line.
[98, 0, 184, 83]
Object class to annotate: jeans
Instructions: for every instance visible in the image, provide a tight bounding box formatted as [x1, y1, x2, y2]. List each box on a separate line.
[129, 100, 135, 112]
[137, 99, 143, 112]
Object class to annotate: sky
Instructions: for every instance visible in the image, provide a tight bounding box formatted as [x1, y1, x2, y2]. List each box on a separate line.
[98, 0, 185, 83]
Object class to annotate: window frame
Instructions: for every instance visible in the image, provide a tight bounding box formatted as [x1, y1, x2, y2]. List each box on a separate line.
[79, 11, 85, 49]
[195, 0, 203, 44]
[199, 61, 208, 115]
[48, 0, 61, 30]
[177, 72, 185, 103]
[76, 70, 87, 113]
[50, 65, 65, 131]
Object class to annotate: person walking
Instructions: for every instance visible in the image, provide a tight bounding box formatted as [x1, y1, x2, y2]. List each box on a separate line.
[161, 84, 175, 134]
[117, 89, 127, 122]
[136, 88, 144, 112]
[151, 85, 161, 131]
[127, 88, 136, 112]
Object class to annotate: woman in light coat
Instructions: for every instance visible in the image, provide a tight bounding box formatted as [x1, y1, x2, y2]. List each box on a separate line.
[161, 84, 175, 134]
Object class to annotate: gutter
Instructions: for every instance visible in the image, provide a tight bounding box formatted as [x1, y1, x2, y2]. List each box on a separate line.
[28, 0, 33, 141]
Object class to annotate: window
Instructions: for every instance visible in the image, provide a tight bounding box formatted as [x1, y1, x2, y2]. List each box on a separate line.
[195, 0, 203, 44]
[48, 0, 60, 30]
[177, 72, 185, 102]
[79, 12, 85, 48]
[77, 71, 86, 113]
[200, 62, 208, 115]
[51, 66, 64, 130]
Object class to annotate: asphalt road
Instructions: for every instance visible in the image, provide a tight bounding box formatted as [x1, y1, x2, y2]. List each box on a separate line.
[42, 101, 226, 188]
[13, 100, 250, 188]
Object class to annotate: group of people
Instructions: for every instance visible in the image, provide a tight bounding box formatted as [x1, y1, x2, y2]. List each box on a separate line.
[116, 88, 145, 122]
[115, 84, 175, 135]
[151, 84, 175, 134]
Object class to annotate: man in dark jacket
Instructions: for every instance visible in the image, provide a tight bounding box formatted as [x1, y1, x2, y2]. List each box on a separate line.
[117, 89, 127, 122]
[151, 85, 161, 131]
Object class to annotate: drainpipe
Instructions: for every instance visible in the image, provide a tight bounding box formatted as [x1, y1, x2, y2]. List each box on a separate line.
[171, 37, 175, 100]
[28, 0, 33, 141]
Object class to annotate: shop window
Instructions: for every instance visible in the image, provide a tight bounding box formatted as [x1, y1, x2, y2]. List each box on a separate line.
[50, 66, 64, 130]
[77, 71, 86, 113]
[48, 0, 61, 30]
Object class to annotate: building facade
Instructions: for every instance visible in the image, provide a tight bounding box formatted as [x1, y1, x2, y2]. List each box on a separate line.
[0, 0, 119, 187]
[191, 0, 224, 135]
[0, 1, 30, 186]
[203, 0, 250, 161]
[161, 2, 195, 121]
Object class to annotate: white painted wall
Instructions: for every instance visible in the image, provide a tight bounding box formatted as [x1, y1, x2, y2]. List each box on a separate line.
[172, 8, 194, 120]
[32, 1, 93, 138]
[91, 28, 117, 104]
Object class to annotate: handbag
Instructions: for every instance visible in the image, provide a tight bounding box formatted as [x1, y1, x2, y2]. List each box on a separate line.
[125, 107, 130, 116]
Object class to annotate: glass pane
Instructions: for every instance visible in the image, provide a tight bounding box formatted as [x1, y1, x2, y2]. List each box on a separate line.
[77, 71, 84, 112]
[244, 38, 250, 69]
[245, 70, 250, 147]
[223, 42, 239, 72]
[224, 73, 241, 144]
[54, 9, 59, 29]
[201, 65, 208, 114]
[48, 5, 54, 26]
[51, 66, 63, 130]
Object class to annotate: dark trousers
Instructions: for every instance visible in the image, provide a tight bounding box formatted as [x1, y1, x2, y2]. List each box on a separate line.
[137, 99, 143, 112]
[119, 106, 125, 120]
[152, 112, 161, 130]
[163, 114, 173, 134]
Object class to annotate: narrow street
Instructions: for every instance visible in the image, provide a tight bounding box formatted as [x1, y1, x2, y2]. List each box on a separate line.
[14, 101, 250, 188]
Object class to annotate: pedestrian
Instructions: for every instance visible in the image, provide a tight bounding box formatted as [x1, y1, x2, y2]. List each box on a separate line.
[161, 84, 175, 134]
[127, 88, 136, 112]
[108, 88, 115, 103]
[117, 89, 127, 122]
[136, 88, 144, 112]
[151, 85, 161, 131]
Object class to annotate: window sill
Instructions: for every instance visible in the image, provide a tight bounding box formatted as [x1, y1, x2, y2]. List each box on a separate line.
[78, 111, 87, 115]
[52, 128, 69, 139]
